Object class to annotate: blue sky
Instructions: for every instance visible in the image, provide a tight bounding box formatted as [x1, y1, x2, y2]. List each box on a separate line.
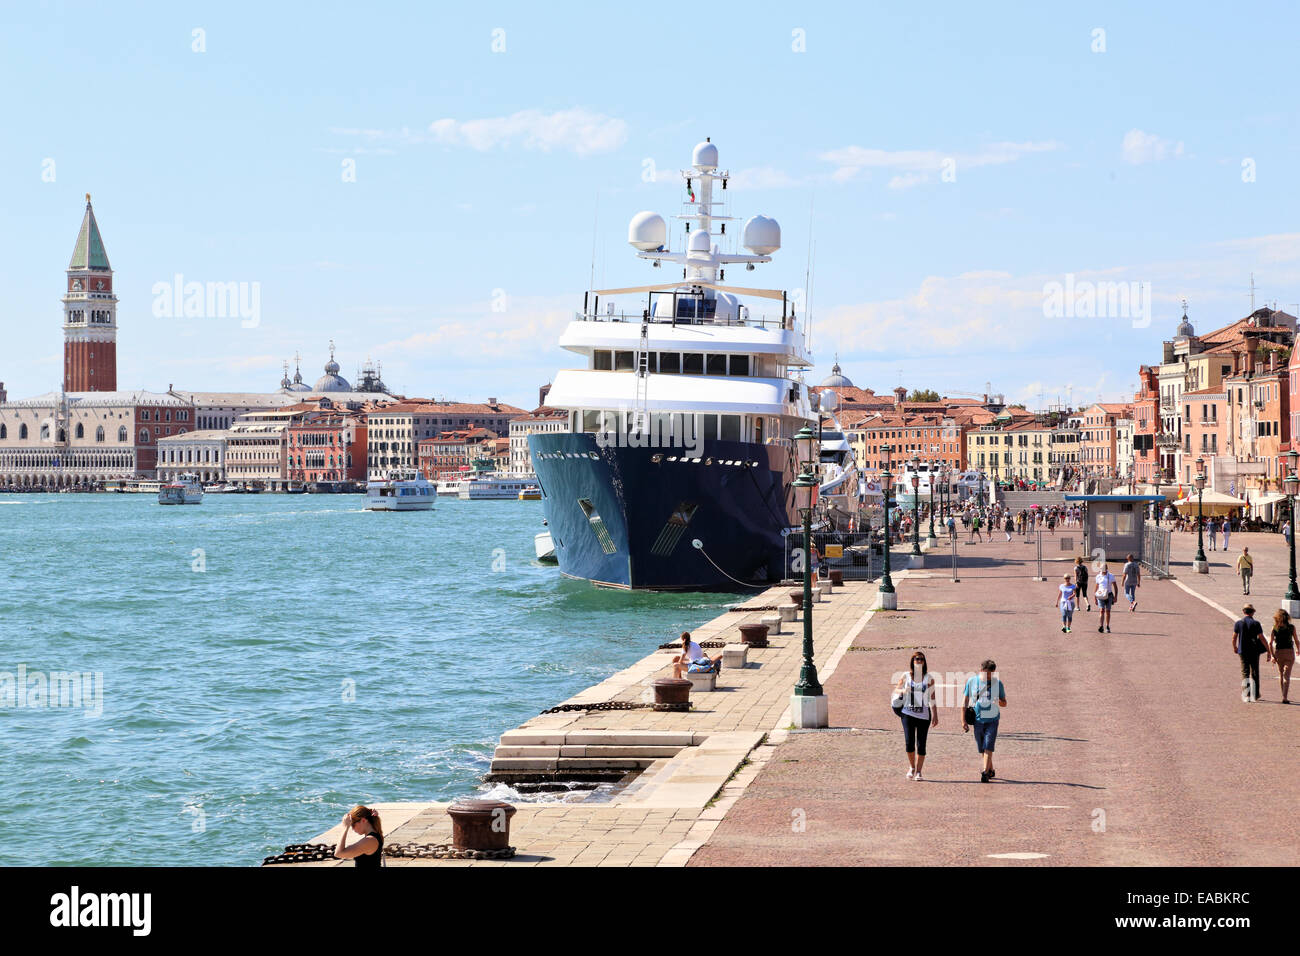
[2, 2, 1299, 409]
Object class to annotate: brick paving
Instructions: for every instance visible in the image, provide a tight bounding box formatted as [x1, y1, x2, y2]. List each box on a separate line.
[691, 531, 1300, 867]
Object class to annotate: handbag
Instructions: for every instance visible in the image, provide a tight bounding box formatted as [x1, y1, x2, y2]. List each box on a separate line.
[891, 687, 906, 716]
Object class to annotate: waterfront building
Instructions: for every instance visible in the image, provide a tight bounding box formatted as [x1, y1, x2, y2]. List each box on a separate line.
[417, 426, 497, 479]
[1132, 366, 1162, 487]
[1079, 403, 1133, 478]
[286, 407, 369, 484]
[843, 409, 967, 476]
[1220, 346, 1289, 503]
[966, 418, 1053, 483]
[0, 390, 193, 487]
[508, 406, 569, 475]
[367, 399, 524, 474]
[157, 430, 229, 483]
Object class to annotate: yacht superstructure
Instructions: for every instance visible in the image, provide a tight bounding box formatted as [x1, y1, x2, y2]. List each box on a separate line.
[530, 140, 816, 589]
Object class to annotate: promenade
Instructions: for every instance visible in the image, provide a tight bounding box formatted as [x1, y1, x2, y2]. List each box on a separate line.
[692, 529, 1300, 867]
[285, 527, 1299, 868]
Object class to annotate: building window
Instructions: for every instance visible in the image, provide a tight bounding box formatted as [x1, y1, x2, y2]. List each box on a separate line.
[96, 426, 105, 442]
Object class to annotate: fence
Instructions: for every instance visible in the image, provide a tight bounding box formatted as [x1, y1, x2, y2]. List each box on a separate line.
[1141, 524, 1171, 578]
[785, 529, 877, 581]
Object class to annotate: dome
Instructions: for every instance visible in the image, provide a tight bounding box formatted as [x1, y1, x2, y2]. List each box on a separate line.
[820, 361, 854, 389]
[313, 342, 352, 392]
[1175, 302, 1194, 338]
[692, 140, 719, 171]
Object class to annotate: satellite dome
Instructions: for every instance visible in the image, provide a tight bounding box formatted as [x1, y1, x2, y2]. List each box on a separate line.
[628, 211, 667, 251]
[687, 229, 712, 253]
[692, 140, 718, 171]
[742, 215, 781, 256]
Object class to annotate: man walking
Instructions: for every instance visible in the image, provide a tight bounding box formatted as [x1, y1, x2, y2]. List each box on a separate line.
[1237, 547, 1254, 595]
[1095, 562, 1117, 634]
[1222, 515, 1231, 552]
[1208, 516, 1219, 552]
[1232, 605, 1269, 702]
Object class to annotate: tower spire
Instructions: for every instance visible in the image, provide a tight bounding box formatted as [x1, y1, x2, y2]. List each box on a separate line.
[63, 195, 118, 392]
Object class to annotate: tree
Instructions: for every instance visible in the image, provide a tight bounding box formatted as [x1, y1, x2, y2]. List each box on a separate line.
[907, 389, 940, 402]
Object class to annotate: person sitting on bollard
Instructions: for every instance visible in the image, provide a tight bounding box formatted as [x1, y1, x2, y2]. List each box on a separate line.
[672, 630, 722, 678]
[334, 804, 385, 868]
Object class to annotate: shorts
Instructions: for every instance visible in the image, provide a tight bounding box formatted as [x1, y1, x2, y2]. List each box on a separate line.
[1097, 594, 1114, 609]
[973, 718, 999, 754]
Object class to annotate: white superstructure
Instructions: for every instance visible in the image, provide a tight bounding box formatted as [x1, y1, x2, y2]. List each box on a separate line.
[540, 138, 815, 450]
[365, 470, 435, 511]
[158, 473, 203, 505]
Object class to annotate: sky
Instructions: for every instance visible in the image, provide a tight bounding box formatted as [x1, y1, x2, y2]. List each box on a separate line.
[2, 1, 1299, 410]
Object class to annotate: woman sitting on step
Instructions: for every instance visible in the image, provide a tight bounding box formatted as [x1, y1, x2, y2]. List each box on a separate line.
[671, 631, 722, 678]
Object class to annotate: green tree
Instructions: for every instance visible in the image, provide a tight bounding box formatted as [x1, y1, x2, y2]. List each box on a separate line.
[907, 389, 941, 402]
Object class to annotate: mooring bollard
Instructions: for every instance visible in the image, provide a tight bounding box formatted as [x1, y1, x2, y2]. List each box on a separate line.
[447, 798, 517, 851]
[829, 570, 844, 588]
[653, 677, 692, 712]
[739, 623, 770, 647]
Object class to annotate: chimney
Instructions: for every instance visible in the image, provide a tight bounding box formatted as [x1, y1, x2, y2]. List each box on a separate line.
[1269, 350, 1277, 372]
[893, 385, 907, 406]
[488, 397, 497, 407]
[1163, 341, 1175, 363]
[1231, 351, 1240, 375]
[1245, 349, 1255, 376]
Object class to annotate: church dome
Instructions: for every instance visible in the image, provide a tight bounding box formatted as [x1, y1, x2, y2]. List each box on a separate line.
[312, 343, 352, 392]
[1176, 305, 1194, 338]
[820, 360, 854, 389]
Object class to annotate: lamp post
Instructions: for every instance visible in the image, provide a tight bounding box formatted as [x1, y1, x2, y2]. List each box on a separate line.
[1284, 449, 1300, 612]
[877, 445, 897, 609]
[927, 463, 937, 544]
[791, 425, 827, 727]
[910, 458, 922, 558]
[1193, 456, 1208, 574]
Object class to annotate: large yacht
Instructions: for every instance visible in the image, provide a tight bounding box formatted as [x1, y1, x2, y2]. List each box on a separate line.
[529, 140, 816, 590]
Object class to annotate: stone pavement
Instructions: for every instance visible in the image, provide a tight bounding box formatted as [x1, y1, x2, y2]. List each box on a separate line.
[286, 562, 903, 867]
[690, 532, 1300, 867]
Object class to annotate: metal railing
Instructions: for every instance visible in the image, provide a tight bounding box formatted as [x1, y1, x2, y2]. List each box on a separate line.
[785, 530, 877, 581]
[573, 310, 794, 330]
[1141, 524, 1171, 577]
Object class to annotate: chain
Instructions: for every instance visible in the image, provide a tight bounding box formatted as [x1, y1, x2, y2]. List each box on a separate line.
[540, 700, 651, 714]
[728, 605, 783, 612]
[656, 640, 726, 650]
[262, 842, 517, 865]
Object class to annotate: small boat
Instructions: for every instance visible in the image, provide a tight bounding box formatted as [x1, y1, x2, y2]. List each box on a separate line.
[158, 473, 203, 505]
[518, 482, 542, 500]
[285, 481, 307, 494]
[204, 483, 228, 494]
[366, 470, 435, 511]
[127, 480, 163, 494]
[436, 478, 465, 497]
[535, 529, 557, 563]
[459, 474, 534, 500]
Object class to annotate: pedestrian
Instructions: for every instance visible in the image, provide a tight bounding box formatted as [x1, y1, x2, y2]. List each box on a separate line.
[1074, 556, 1092, 611]
[1095, 562, 1117, 633]
[1236, 547, 1254, 595]
[1055, 573, 1077, 633]
[1269, 608, 1295, 704]
[334, 805, 385, 868]
[947, 513, 957, 541]
[1121, 553, 1141, 612]
[893, 651, 938, 780]
[1222, 516, 1231, 551]
[1233, 604, 1269, 702]
[1208, 516, 1219, 551]
[972, 512, 983, 543]
[1285, 518, 1293, 549]
[962, 659, 1007, 782]
[672, 631, 722, 678]
[1004, 514, 1013, 542]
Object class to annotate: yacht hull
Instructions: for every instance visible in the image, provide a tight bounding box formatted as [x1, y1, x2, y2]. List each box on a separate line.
[530, 432, 797, 591]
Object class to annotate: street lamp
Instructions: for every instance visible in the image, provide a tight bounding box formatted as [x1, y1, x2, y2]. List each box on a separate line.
[909, 457, 922, 556]
[1193, 457, 1208, 573]
[927, 463, 937, 543]
[1285, 449, 1299, 606]
[878, 445, 896, 608]
[792, 467, 822, 699]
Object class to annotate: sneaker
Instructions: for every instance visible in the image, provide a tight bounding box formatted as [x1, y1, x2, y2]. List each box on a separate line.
[980, 770, 989, 783]
[1098, 625, 1104, 633]
[1061, 626, 1067, 633]
[906, 769, 914, 780]
[1132, 601, 1138, 612]
[1066, 626, 1071, 633]
[1106, 626, 1112, 633]
[988, 768, 995, 779]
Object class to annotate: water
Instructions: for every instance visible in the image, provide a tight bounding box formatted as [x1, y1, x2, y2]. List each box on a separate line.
[0, 494, 733, 866]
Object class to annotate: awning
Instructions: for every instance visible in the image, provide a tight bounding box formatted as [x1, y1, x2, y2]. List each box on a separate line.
[1172, 490, 1248, 515]
[1252, 493, 1288, 508]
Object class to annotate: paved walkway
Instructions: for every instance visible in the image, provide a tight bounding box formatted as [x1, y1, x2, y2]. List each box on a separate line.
[691, 533, 1300, 867]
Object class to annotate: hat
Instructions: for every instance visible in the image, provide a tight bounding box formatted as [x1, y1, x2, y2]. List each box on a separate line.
[1243, 604, 1256, 615]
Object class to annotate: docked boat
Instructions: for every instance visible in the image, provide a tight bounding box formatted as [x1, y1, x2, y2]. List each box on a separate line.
[529, 139, 815, 590]
[365, 470, 435, 511]
[158, 473, 203, 505]
[535, 528, 557, 563]
[126, 480, 163, 494]
[204, 483, 228, 494]
[458, 474, 536, 500]
[436, 478, 466, 497]
[519, 482, 542, 500]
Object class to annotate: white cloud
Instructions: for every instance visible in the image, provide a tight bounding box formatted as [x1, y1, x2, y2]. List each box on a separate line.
[888, 172, 930, 190]
[428, 108, 627, 156]
[820, 141, 1062, 183]
[1121, 129, 1185, 165]
[729, 166, 801, 190]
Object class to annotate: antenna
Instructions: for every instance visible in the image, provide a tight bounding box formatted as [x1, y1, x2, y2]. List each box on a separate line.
[803, 195, 815, 354]
[1249, 273, 1256, 312]
[589, 192, 599, 300]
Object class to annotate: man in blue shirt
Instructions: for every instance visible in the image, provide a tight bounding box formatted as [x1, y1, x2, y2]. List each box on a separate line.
[962, 660, 1008, 782]
[1232, 605, 1269, 702]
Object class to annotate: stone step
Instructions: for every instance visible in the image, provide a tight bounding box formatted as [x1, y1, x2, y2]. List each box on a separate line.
[499, 730, 701, 747]
[493, 744, 684, 759]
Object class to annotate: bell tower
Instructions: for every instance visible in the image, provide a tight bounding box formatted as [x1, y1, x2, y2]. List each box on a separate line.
[63, 194, 118, 392]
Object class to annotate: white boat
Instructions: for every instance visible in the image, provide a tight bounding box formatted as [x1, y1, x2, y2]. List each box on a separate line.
[436, 478, 466, 497]
[127, 480, 163, 494]
[518, 482, 542, 500]
[366, 470, 435, 511]
[458, 474, 535, 500]
[158, 473, 203, 505]
[535, 529, 557, 563]
[204, 483, 229, 494]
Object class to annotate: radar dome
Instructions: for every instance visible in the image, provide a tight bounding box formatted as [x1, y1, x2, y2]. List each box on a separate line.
[688, 229, 712, 253]
[692, 141, 719, 170]
[742, 215, 781, 256]
[628, 211, 667, 251]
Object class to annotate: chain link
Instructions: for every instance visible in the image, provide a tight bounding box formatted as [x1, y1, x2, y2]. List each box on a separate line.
[262, 841, 517, 865]
[540, 700, 650, 714]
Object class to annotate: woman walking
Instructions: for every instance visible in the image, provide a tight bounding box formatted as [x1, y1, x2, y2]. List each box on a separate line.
[962, 659, 1008, 782]
[1056, 573, 1077, 633]
[1269, 609, 1295, 704]
[334, 804, 385, 868]
[893, 651, 938, 779]
[1074, 556, 1092, 612]
[1004, 514, 1014, 542]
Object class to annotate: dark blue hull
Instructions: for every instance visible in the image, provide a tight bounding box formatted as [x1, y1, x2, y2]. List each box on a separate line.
[529, 432, 798, 590]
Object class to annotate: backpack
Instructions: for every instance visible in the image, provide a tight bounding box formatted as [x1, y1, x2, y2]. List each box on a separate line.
[687, 658, 715, 674]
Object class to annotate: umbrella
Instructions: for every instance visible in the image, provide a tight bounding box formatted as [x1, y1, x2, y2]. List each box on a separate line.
[1172, 490, 1248, 516]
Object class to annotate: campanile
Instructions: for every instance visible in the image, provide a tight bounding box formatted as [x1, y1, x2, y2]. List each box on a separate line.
[63, 194, 118, 392]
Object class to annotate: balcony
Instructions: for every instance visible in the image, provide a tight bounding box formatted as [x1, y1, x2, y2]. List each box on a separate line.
[1156, 431, 1180, 449]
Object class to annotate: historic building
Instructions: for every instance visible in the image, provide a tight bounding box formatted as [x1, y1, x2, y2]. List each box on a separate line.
[63, 195, 118, 393]
[156, 429, 229, 483]
[508, 406, 569, 476]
